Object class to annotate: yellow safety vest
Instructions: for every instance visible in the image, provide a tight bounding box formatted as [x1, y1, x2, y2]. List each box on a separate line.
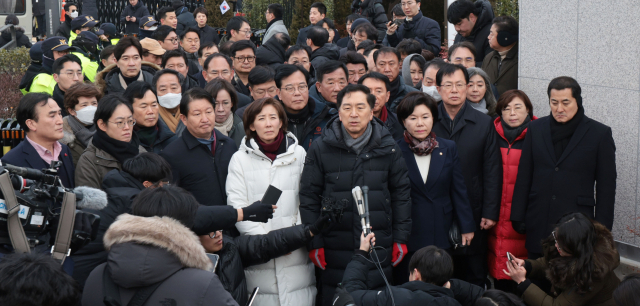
[71, 52, 99, 83]
[28, 73, 56, 95]
[111, 38, 120, 45]
[69, 31, 78, 46]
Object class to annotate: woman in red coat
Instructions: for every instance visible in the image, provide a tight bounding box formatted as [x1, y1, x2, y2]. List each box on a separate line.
[488, 89, 536, 292]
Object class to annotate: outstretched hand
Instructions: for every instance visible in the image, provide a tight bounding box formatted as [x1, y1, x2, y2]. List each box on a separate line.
[503, 256, 526, 283]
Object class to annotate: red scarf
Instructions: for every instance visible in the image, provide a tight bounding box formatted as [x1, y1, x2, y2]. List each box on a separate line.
[379, 106, 389, 123]
[257, 130, 285, 161]
[403, 130, 439, 156]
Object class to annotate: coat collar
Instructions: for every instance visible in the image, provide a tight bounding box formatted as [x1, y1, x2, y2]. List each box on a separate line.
[182, 128, 230, 153]
[322, 116, 395, 157]
[241, 132, 299, 163]
[556, 115, 591, 165]
[438, 101, 480, 137]
[397, 280, 455, 298]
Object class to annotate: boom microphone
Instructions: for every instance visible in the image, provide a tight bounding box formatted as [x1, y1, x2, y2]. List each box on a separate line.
[73, 186, 108, 210]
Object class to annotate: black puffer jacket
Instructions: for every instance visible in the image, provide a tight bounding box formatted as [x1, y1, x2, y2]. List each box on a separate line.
[216, 225, 312, 305]
[343, 251, 484, 306]
[55, 18, 72, 40]
[255, 38, 286, 69]
[299, 116, 412, 305]
[119, 0, 150, 34]
[175, 5, 197, 35]
[387, 11, 441, 55]
[0, 26, 32, 49]
[452, 0, 494, 67]
[351, 0, 388, 42]
[310, 43, 341, 72]
[82, 214, 238, 306]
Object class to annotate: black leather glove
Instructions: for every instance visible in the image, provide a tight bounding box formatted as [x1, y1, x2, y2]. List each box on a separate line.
[243, 201, 274, 223]
[70, 210, 100, 254]
[512, 221, 526, 235]
[332, 285, 356, 306]
[308, 215, 331, 236]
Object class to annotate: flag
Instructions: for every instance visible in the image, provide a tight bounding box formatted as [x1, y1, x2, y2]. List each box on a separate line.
[220, 0, 230, 15]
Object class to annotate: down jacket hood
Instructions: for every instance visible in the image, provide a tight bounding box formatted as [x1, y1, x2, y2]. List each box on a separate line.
[103, 214, 212, 288]
[544, 221, 620, 292]
[94, 61, 161, 94]
[471, 0, 494, 37]
[1, 25, 25, 40]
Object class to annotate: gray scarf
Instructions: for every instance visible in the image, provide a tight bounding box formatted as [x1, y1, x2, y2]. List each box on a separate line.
[67, 115, 96, 147]
[341, 122, 373, 155]
[469, 98, 488, 114]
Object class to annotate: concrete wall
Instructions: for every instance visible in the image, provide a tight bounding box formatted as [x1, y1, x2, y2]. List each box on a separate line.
[518, 0, 640, 246]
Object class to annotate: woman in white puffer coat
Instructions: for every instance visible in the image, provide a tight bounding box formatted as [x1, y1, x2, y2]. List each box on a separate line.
[226, 98, 316, 306]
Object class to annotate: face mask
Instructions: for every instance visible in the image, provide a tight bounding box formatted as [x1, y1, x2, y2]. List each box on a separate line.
[75, 105, 97, 125]
[70, 11, 79, 18]
[423, 85, 442, 101]
[158, 93, 182, 109]
[148, 26, 157, 31]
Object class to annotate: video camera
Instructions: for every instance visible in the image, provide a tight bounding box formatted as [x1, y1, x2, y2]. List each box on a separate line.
[0, 161, 104, 263]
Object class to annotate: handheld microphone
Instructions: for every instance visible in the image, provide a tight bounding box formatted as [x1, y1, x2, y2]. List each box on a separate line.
[351, 187, 368, 235]
[361, 186, 371, 235]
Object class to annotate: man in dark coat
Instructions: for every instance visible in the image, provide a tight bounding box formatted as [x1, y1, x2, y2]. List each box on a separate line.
[32, 0, 46, 37]
[3, 93, 75, 189]
[511, 76, 616, 259]
[19, 42, 43, 94]
[309, 60, 348, 109]
[55, 3, 77, 40]
[374, 47, 418, 112]
[300, 84, 411, 306]
[160, 87, 238, 207]
[307, 26, 341, 73]
[297, 2, 340, 45]
[173, 0, 197, 35]
[448, 0, 494, 67]
[342, 236, 483, 306]
[94, 37, 157, 95]
[119, 0, 150, 34]
[431, 64, 501, 288]
[385, 0, 441, 56]
[255, 32, 289, 70]
[0, 17, 32, 49]
[359, 72, 404, 141]
[351, 0, 388, 42]
[481, 16, 518, 97]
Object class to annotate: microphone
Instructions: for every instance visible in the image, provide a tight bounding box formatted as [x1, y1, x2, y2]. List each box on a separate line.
[361, 186, 371, 235]
[351, 186, 368, 235]
[73, 186, 108, 210]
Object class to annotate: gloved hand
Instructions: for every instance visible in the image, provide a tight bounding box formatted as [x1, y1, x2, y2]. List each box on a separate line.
[392, 243, 407, 267]
[333, 285, 356, 306]
[309, 248, 327, 270]
[512, 221, 526, 235]
[308, 215, 331, 236]
[243, 201, 274, 223]
[70, 210, 100, 254]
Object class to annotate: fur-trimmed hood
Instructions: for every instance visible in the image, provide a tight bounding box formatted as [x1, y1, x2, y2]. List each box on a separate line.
[94, 61, 161, 94]
[103, 214, 212, 288]
[61, 116, 76, 145]
[544, 222, 620, 292]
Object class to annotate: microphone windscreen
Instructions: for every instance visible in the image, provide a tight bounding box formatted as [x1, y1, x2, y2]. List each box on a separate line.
[74, 186, 108, 210]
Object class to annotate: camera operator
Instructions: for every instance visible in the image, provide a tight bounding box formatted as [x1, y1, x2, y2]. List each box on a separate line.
[339, 232, 484, 306]
[71, 152, 277, 288]
[2, 93, 75, 188]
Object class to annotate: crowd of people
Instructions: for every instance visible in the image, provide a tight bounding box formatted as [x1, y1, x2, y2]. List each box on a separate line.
[0, 0, 632, 306]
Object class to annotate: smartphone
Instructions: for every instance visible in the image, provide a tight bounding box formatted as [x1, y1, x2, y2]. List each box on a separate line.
[393, 19, 405, 27]
[506, 251, 514, 261]
[261, 185, 282, 205]
[206, 253, 220, 272]
[246, 287, 259, 306]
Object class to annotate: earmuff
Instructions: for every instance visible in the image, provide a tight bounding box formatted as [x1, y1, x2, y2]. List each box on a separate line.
[497, 31, 518, 47]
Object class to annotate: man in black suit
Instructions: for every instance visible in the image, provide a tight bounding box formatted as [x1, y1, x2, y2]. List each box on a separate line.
[431, 63, 501, 288]
[2, 93, 75, 188]
[511, 76, 616, 259]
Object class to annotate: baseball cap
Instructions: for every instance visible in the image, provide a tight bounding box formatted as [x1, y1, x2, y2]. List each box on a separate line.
[99, 23, 116, 36]
[78, 31, 99, 44]
[139, 15, 158, 28]
[42, 36, 73, 53]
[71, 15, 99, 30]
[140, 38, 166, 56]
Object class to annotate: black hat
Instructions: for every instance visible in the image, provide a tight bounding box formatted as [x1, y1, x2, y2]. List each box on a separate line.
[42, 36, 73, 53]
[71, 15, 99, 30]
[139, 15, 158, 28]
[99, 23, 116, 36]
[30, 41, 43, 63]
[78, 31, 99, 44]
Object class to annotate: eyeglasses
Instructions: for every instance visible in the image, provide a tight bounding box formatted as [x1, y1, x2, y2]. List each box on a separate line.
[63, 71, 83, 78]
[237, 29, 252, 37]
[166, 38, 179, 44]
[109, 119, 136, 129]
[440, 83, 467, 91]
[208, 230, 223, 239]
[281, 85, 308, 94]
[552, 230, 562, 252]
[253, 86, 277, 96]
[234, 56, 256, 63]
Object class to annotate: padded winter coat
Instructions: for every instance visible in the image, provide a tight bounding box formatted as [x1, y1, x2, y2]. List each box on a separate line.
[487, 116, 535, 279]
[226, 133, 315, 306]
[351, 0, 388, 42]
[119, 1, 150, 34]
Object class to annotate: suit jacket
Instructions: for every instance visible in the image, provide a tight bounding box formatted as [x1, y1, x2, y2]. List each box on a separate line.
[398, 138, 475, 251]
[481, 42, 518, 97]
[510, 115, 616, 254]
[432, 102, 502, 253]
[2, 139, 75, 188]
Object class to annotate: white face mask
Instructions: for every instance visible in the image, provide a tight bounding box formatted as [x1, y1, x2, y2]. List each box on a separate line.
[75, 105, 97, 125]
[70, 11, 79, 18]
[158, 93, 182, 109]
[148, 26, 157, 31]
[423, 85, 442, 101]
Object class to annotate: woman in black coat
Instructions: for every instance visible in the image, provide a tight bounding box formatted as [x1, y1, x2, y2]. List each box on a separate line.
[393, 92, 475, 284]
[119, 0, 150, 34]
